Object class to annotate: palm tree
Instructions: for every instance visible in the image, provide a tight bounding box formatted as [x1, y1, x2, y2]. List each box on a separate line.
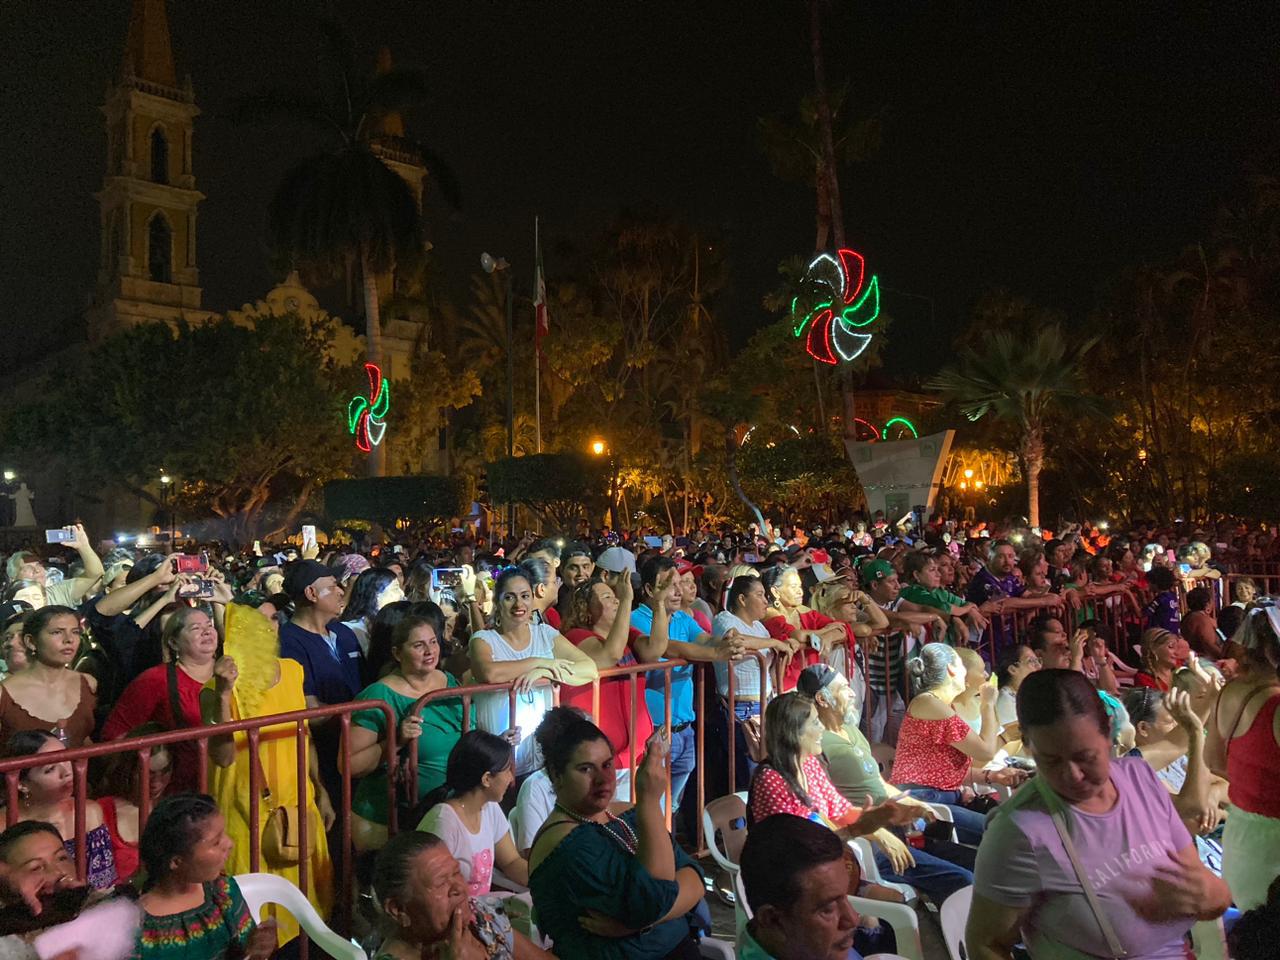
[234, 22, 460, 475]
[926, 325, 1108, 527]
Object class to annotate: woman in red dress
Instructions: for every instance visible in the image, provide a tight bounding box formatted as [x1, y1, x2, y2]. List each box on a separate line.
[760, 566, 854, 691]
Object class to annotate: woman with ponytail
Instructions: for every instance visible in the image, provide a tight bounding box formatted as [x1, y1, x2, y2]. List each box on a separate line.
[417, 731, 528, 896]
[967, 669, 1230, 960]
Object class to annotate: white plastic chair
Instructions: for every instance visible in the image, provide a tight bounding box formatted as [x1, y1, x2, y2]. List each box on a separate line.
[235, 872, 367, 960]
[698, 936, 736, 959]
[734, 868, 923, 960]
[938, 885, 972, 960]
[701, 791, 750, 875]
[852, 836, 917, 903]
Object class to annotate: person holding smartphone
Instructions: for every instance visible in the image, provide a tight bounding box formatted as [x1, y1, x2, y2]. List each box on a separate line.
[528, 722, 707, 960]
[5, 525, 104, 610]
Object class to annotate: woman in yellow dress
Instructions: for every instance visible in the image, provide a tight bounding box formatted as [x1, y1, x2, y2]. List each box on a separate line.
[201, 604, 336, 946]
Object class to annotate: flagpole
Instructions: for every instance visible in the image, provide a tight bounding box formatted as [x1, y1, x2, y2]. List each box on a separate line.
[534, 217, 543, 453]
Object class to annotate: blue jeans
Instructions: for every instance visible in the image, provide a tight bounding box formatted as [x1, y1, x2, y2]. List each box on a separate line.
[873, 842, 974, 903]
[732, 700, 761, 787]
[898, 787, 988, 845]
[669, 724, 696, 811]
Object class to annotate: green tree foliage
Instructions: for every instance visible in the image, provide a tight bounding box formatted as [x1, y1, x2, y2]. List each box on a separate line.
[927, 325, 1109, 528]
[737, 433, 862, 521]
[324, 475, 465, 525]
[0, 314, 352, 541]
[486, 453, 607, 532]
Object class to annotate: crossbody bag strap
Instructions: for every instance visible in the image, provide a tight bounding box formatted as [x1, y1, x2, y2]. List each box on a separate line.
[248, 739, 274, 808]
[1049, 807, 1127, 959]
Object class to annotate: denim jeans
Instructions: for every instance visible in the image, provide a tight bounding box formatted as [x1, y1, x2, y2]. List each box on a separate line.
[897, 786, 988, 845]
[873, 840, 974, 903]
[731, 700, 762, 787]
[668, 724, 696, 811]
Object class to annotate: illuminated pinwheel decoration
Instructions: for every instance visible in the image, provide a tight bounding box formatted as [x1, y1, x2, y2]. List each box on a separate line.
[791, 247, 881, 365]
[347, 362, 390, 453]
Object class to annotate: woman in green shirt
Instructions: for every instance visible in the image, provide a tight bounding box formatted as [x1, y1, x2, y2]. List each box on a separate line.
[528, 719, 705, 960]
[347, 611, 463, 851]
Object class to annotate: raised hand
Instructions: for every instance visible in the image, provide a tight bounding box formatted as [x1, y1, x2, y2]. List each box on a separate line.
[635, 725, 670, 803]
[213, 656, 239, 695]
[1163, 688, 1200, 733]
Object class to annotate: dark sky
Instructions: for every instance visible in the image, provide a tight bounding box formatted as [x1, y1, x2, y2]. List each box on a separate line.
[2, 1, 1277, 375]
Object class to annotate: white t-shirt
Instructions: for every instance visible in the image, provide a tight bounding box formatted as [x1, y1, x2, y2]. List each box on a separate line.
[711, 611, 772, 699]
[509, 769, 555, 856]
[340, 618, 371, 656]
[418, 801, 510, 897]
[996, 686, 1019, 728]
[472, 623, 559, 774]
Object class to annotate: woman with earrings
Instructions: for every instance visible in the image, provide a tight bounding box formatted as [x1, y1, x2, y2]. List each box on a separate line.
[1135, 627, 1179, 693]
[759, 566, 851, 691]
[369, 831, 552, 960]
[349, 611, 463, 852]
[128, 793, 276, 960]
[101, 606, 219, 793]
[417, 731, 527, 896]
[0, 607, 96, 747]
[470, 568, 597, 775]
[1, 730, 117, 889]
[97, 725, 176, 883]
[890, 643, 1021, 813]
[528, 719, 707, 960]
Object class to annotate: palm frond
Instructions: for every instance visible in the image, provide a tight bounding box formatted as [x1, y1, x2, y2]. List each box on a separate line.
[391, 136, 463, 211]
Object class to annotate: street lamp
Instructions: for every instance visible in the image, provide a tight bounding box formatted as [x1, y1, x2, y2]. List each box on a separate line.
[2, 471, 13, 482]
[482, 251, 515, 539]
[159, 473, 175, 546]
[590, 439, 606, 457]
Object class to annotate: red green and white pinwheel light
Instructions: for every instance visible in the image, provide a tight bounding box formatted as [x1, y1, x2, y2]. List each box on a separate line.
[791, 247, 881, 365]
[348, 362, 390, 453]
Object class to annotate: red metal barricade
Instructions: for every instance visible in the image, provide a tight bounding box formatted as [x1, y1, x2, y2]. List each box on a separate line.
[0, 700, 396, 960]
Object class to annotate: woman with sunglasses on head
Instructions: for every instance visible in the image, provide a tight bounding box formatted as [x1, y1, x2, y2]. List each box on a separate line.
[1207, 602, 1280, 910]
[470, 568, 597, 775]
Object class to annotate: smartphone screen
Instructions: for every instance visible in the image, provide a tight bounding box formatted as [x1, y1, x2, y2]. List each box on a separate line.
[173, 554, 208, 574]
[431, 567, 466, 593]
[301, 524, 316, 548]
[44, 529, 76, 544]
[177, 577, 215, 599]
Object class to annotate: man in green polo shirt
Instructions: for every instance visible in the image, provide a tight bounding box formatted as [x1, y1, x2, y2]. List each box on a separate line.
[899, 551, 988, 644]
[737, 814, 863, 960]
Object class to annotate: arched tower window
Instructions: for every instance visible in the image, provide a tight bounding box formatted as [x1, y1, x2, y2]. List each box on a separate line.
[150, 127, 169, 184]
[148, 214, 172, 283]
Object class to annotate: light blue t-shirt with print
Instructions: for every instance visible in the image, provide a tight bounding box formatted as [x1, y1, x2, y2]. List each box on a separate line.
[632, 605, 704, 726]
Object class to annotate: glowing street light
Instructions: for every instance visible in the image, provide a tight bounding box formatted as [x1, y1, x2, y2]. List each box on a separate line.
[963, 468, 974, 479]
[2, 470, 14, 482]
[590, 439, 606, 456]
[160, 474, 172, 485]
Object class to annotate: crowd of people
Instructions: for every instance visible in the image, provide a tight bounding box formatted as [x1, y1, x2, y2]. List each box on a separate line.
[0, 512, 1276, 959]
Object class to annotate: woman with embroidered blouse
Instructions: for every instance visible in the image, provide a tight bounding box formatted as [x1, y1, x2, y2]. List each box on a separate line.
[528, 719, 705, 960]
[127, 794, 276, 960]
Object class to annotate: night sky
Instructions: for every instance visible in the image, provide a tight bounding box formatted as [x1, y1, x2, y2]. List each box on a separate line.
[2, 1, 1277, 375]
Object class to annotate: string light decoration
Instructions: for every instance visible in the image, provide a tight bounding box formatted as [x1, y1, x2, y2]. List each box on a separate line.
[791, 247, 882, 365]
[882, 416, 919, 439]
[347, 362, 390, 453]
[853, 418, 881, 441]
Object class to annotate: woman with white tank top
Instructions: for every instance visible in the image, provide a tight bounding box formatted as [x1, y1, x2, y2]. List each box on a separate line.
[470, 568, 598, 773]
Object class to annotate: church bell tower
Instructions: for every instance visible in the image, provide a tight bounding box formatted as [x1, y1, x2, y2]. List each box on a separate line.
[89, 0, 212, 340]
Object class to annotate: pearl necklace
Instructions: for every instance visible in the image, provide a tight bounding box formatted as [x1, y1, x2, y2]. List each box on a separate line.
[553, 803, 638, 855]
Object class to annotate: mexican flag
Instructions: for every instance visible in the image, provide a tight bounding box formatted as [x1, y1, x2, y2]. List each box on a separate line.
[534, 218, 549, 356]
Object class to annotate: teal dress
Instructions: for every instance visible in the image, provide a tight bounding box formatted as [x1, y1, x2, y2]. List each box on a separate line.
[351, 674, 464, 825]
[529, 809, 703, 960]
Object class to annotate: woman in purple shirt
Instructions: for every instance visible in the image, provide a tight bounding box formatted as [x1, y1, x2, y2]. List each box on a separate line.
[966, 669, 1230, 960]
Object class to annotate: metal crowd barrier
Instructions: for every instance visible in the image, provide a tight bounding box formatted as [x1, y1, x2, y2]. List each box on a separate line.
[0, 699, 397, 960]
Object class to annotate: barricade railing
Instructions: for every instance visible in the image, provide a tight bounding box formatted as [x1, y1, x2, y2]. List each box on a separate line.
[1226, 571, 1280, 600]
[402, 654, 771, 852]
[0, 699, 397, 959]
